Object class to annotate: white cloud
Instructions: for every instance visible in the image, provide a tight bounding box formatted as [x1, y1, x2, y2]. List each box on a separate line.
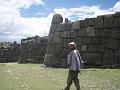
[0, 0, 47, 42]
[54, 5, 115, 21]
[113, 1, 120, 12]
[54, 1, 120, 20]
[0, 0, 120, 43]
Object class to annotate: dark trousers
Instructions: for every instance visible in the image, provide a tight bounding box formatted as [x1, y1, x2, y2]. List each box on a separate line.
[65, 71, 80, 90]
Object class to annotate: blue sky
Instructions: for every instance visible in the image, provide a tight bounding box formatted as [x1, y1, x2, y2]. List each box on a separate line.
[20, 0, 118, 17]
[0, 0, 120, 43]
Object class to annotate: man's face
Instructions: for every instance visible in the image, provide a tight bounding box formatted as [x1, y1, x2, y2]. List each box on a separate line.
[68, 44, 74, 49]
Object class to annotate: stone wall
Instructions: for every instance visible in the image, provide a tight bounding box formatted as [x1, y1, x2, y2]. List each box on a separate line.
[44, 13, 120, 68]
[0, 42, 20, 63]
[19, 35, 48, 63]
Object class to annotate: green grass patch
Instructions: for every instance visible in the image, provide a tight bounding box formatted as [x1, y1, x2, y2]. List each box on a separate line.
[0, 63, 120, 90]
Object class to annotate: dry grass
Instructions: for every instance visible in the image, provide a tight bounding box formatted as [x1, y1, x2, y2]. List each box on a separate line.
[0, 63, 120, 90]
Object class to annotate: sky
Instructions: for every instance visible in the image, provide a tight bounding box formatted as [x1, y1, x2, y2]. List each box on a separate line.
[0, 0, 120, 43]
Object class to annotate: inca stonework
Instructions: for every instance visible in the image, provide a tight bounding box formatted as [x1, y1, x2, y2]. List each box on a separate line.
[19, 35, 48, 63]
[0, 42, 20, 63]
[44, 13, 120, 68]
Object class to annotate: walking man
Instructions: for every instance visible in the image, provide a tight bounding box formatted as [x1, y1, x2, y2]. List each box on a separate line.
[63, 42, 83, 90]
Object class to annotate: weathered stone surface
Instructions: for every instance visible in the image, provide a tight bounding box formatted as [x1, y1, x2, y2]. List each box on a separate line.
[20, 36, 48, 63]
[80, 20, 87, 28]
[53, 37, 62, 44]
[51, 44, 62, 55]
[51, 14, 63, 24]
[66, 31, 71, 38]
[95, 16, 104, 29]
[111, 28, 120, 39]
[44, 54, 52, 66]
[82, 38, 92, 44]
[72, 20, 80, 30]
[54, 32, 61, 38]
[114, 12, 120, 18]
[87, 45, 104, 53]
[61, 58, 67, 68]
[114, 18, 120, 28]
[64, 18, 69, 23]
[65, 23, 72, 31]
[76, 37, 82, 46]
[48, 33, 54, 43]
[60, 48, 69, 58]
[70, 31, 77, 39]
[46, 44, 52, 54]
[86, 18, 95, 26]
[0, 42, 20, 63]
[115, 50, 120, 65]
[50, 55, 61, 67]
[103, 38, 120, 49]
[61, 31, 67, 38]
[57, 23, 66, 32]
[91, 37, 103, 44]
[77, 29, 86, 37]
[50, 24, 57, 33]
[103, 49, 114, 65]
[82, 53, 102, 65]
[44, 13, 120, 68]
[95, 29, 112, 37]
[81, 45, 87, 52]
[86, 26, 95, 37]
[104, 15, 113, 28]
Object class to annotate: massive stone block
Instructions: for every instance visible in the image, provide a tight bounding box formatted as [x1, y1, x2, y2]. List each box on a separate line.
[95, 29, 112, 37]
[86, 18, 95, 26]
[80, 20, 87, 28]
[51, 14, 63, 24]
[51, 55, 61, 67]
[86, 26, 95, 37]
[72, 20, 80, 30]
[114, 18, 120, 28]
[82, 38, 92, 44]
[111, 28, 120, 39]
[103, 49, 114, 65]
[49, 24, 57, 33]
[60, 48, 69, 58]
[87, 45, 104, 53]
[77, 29, 86, 37]
[82, 53, 103, 65]
[115, 50, 120, 65]
[95, 16, 104, 29]
[104, 15, 113, 28]
[48, 33, 54, 43]
[91, 37, 103, 44]
[65, 23, 72, 31]
[70, 31, 77, 39]
[76, 37, 82, 46]
[57, 23, 66, 32]
[81, 45, 87, 52]
[114, 12, 120, 18]
[61, 58, 67, 68]
[103, 38, 120, 50]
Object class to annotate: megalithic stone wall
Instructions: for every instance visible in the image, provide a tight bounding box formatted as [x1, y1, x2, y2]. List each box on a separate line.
[44, 13, 120, 68]
[19, 36, 48, 63]
[0, 42, 20, 63]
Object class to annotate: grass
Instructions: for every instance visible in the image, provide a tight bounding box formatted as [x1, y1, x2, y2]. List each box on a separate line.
[0, 63, 120, 90]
